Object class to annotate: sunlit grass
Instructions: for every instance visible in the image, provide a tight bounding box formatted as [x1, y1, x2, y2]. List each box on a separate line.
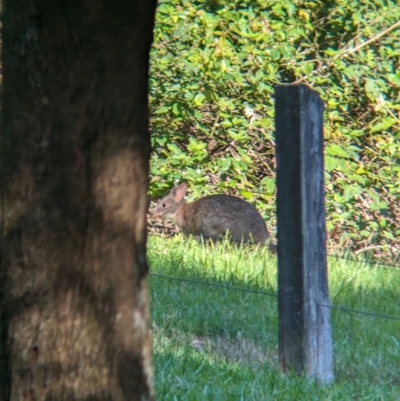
[148, 236, 400, 400]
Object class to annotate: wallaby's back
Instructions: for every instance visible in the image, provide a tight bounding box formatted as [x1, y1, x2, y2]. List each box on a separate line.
[176, 194, 269, 244]
[152, 183, 272, 247]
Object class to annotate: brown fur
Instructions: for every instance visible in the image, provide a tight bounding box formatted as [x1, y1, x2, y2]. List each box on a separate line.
[152, 183, 275, 250]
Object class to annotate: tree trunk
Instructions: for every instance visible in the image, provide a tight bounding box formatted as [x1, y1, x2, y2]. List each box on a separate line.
[0, 1, 157, 400]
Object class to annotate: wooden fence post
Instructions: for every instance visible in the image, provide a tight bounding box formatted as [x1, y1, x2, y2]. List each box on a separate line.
[275, 84, 334, 384]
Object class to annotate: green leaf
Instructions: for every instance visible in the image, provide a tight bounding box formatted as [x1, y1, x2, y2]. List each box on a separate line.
[270, 48, 281, 60]
[240, 190, 253, 200]
[155, 106, 170, 114]
[325, 144, 351, 158]
[370, 118, 397, 133]
[252, 119, 271, 128]
[303, 62, 314, 75]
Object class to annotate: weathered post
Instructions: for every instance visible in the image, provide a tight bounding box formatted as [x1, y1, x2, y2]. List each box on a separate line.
[275, 84, 334, 384]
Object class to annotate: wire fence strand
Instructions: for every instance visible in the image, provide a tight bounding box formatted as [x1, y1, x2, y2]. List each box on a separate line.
[150, 272, 400, 322]
[324, 252, 400, 269]
[149, 273, 278, 298]
[319, 304, 400, 322]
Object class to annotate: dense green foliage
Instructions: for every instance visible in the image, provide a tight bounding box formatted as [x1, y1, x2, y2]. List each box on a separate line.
[149, 237, 400, 400]
[149, 0, 400, 258]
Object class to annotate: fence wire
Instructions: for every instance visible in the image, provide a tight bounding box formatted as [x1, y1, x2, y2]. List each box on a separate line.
[324, 252, 400, 269]
[149, 272, 400, 322]
[318, 303, 400, 322]
[149, 273, 277, 298]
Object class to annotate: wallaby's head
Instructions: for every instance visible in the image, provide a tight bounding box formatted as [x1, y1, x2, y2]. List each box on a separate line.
[151, 183, 188, 219]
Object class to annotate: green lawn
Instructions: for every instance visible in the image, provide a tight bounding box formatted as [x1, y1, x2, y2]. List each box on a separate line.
[148, 236, 400, 401]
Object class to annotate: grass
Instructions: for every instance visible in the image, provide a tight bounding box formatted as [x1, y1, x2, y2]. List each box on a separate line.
[148, 236, 400, 400]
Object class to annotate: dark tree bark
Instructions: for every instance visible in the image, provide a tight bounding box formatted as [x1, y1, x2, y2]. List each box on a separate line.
[0, 1, 157, 400]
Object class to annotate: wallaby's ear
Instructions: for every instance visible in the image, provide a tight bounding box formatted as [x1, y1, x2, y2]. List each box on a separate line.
[171, 183, 187, 201]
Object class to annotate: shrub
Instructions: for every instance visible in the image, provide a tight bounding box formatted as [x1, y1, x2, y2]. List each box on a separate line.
[149, 0, 400, 260]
